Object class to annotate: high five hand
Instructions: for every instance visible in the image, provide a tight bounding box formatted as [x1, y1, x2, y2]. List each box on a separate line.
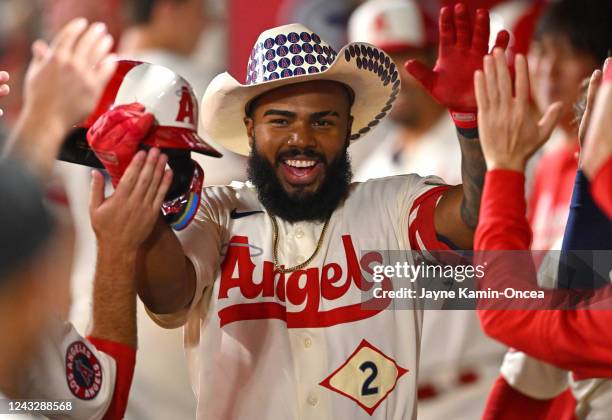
[405, 3, 510, 129]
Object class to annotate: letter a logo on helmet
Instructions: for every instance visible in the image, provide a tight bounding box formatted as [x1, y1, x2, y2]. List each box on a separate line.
[60, 60, 221, 168]
[176, 86, 196, 125]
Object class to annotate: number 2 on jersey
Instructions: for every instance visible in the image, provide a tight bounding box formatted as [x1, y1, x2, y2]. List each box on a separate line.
[360, 361, 379, 396]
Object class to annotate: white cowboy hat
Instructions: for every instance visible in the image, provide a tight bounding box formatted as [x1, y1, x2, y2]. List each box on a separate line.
[200, 23, 401, 156]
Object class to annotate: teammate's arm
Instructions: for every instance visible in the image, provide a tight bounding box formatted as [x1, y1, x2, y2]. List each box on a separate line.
[405, 4, 510, 249]
[1, 18, 116, 180]
[471, 52, 612, 378]
[84, 101, 199, 316]
[89, 147, 180, 318]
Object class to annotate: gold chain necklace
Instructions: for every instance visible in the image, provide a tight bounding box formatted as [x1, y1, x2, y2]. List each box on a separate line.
[270, 213, 330, 273]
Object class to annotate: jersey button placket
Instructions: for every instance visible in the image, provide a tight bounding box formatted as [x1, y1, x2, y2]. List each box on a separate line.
[304, 336, 312, 348]
[307, 393, 319, 407]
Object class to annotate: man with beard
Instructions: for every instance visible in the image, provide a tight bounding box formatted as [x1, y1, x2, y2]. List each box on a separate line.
[85, 5, 535, 419]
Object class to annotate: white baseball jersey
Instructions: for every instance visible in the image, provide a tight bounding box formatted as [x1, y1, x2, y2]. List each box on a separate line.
[19, 321, 117, 420]
[148, 174, 448, 419]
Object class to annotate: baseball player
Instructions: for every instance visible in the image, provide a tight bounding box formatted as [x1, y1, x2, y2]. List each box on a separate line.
[473, 50, 612, 418]
[0, 153, 170, 420]
[478, 1, 612, 417]
[0, 19, 172, 420]
[86, 4, 510, 419]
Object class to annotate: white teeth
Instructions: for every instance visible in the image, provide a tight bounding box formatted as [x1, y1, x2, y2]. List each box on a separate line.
[285, 159, 316, 168]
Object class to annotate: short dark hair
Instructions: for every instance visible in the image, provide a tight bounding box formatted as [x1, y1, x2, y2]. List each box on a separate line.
[534, 0, 611, 66]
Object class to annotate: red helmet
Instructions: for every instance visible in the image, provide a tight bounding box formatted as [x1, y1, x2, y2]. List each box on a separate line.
[60, 60, 221, 168]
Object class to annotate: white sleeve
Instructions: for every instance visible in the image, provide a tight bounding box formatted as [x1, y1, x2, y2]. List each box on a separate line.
[21, 322, 116, 420]
[146, 186, 224, 329]
[500, 350, 569, 399]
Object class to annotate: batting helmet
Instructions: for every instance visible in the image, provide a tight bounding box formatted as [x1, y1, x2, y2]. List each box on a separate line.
[59, 60, 221, 168]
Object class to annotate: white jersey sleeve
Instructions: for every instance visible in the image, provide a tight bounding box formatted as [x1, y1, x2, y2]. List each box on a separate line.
[500, 350, 569, 399]
[20, 322, 117, 420]
[146, 184, 229, 329]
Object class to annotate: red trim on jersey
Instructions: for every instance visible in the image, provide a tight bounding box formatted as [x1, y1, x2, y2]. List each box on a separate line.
[217, 292, 392, 329]
[408, 185, 452, 252]
[482, 375, 577, 420]
[591, 156, 612, 218]
[45, 185, 70, 207]
[87, 337, 136, 420]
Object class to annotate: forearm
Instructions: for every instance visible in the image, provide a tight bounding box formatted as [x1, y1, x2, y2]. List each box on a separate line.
[136, 216, 196, 314]
[475, 169, 531, 250]
[3, 107, 67, 179]
[433, 130, 485, 249]
[90, 247, 138, 348]
[476, 171, 612, 378]
[480, 309, 612, 379]
[457, 129, 486, 230]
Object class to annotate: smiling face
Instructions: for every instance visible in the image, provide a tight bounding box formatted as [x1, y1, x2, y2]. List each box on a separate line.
[244, 80, 354, 221]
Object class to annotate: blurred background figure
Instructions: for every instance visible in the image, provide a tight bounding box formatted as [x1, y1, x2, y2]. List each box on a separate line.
[346, 2, 504, 420]
[120, 0, 247, 186]
[278, 0, 354, 50]
[0, 160, 67, 399]
[120, 0, 213, 95]
[348, 0, 461, 182]
[487, 0, 612, 418]
[0, 0, 41, 131]
[41, 0, 125, 41]
[527, 0, 610, 252]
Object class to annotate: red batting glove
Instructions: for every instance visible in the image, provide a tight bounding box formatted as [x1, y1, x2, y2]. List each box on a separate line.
[87, 103, 155, 187]
[405, 4, 510, 129]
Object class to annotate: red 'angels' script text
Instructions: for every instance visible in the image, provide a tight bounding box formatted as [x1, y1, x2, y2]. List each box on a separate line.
[218, 235, 392, 328]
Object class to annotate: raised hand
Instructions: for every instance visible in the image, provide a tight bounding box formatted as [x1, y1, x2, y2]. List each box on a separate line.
[475, 50, 562, 171]
[22, 18, 117, 130]
[0, 71, 9, 117]
[90, 148, 173, 253]
[3, 18, 117, 179]
[578, 68, 603, 148]
[405, 3, 510, 129]
[582, 58, 612, 178]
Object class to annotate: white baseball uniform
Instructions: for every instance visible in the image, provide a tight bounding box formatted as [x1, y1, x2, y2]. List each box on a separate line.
[148, 174, 450, 419]
[17, 321, 119, 420]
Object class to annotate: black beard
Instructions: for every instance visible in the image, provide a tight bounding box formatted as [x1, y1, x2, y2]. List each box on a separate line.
[247, 143, 353, 223]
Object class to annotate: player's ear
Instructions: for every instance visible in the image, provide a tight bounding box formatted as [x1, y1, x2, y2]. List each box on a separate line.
[244, 117, 255, 148]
